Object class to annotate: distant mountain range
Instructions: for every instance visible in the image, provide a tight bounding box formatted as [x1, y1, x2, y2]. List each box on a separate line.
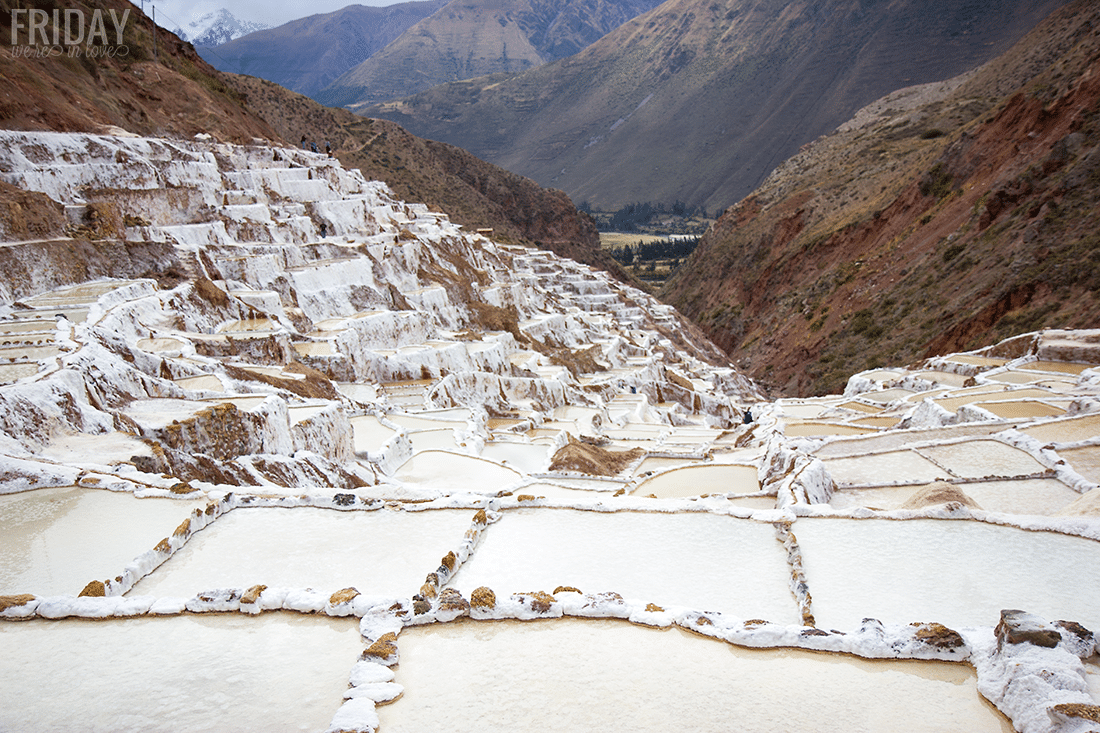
[198, 1, 448, 99]
[173, 8, 269, 47]
[360, 0, 1070, 212]
[316, 0, 663, 107]
[661, 0, 1100, 395]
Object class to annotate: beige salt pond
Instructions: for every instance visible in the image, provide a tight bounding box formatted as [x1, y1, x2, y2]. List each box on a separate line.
[1023, 414, 1100, 444]
[974, 400, 1065, 419]
[351, 415, 397, 454]
[0, 487, 206, 596]
[828, 478, 1081, 515]
[136, 337, 187, 355]
[129, 507, 474, 598]
[449, 508, 798, 622]
[173, 374, 225, 392]
[632, 464, 759, 497]
[1057, 445, 1100, 483]
[821, 450, 951, 487]
[785, 422, 877, 437]
[814, 424, 1010, 458]
[915, 440, 1047, 479]
[795, 517, 1100, 632]
[378, 619, 1012, 733]
[0, 614, 359, 733]
[393, 450, 521, 493]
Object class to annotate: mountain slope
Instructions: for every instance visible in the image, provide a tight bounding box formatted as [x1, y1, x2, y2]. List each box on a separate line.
[199, 1, 448, 99]
[0, 0, 613, 278]
[660, 0, 1100, 396]
[361, 0, 1069, 212]
[317, 0, 661, 107]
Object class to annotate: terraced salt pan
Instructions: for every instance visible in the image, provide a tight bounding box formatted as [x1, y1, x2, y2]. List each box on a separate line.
[987, 370, 1048, 385]
[934, 387, 1053, 413]
[633, 456, 706, 476]
[129, 507, 472, 598]
[632, 464, 759, 497]
[38, 431, 153, 466]
[337, 383, 378, 404]
[1057, 445, 1100, 484]
[837, 401, 886, 414]
[814, 424, 1010, 458]
[0, 488, 205, 596]
[946, 355, 1008, 368]
[0, 363, 38, 382]
[378, 619, 1012, 733]
[393, 450, 521, 492]
[975, 400, 1065, 419]
[912, 371, 970, 387]
[1022, 414, 1100, 444]
[407, 428, 463, 453]
[859, 388, 916, 403]
[821, 450, 951, 486]
[351, 415, 397, 454]
[851, 415, 902, 428]
[480, 442, 549, 473]
[450, 509, 798, 623]
[828, 479, 1080, 515]
[915, 440, 1046, 479]
[785, 422, 876, 437]
[1019, 360, 1095, 375]
[0, 614, 359, 733]
[173, 374, 224, 392]
[795, 517, 1100, 631]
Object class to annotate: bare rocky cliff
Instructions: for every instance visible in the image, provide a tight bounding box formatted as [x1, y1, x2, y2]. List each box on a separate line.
[661, 0, 1100, 397]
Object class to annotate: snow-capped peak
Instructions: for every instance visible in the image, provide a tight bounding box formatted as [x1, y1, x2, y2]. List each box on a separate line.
[172, 8, 269, 47]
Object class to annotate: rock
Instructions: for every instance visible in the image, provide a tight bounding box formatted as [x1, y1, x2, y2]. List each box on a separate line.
[911, 622, 966, 649]
[329, 587, 360, 605]
[0, 594, 36, 612]
[1049, 703, 1100, 724]
[995, 609, 1063, 649]
[901, 481, 982, 510]
[361, 632, 399, 664]
[470, 586, 496, 609]
[78, 580, 106, 598]
[240, 584, 267, 604]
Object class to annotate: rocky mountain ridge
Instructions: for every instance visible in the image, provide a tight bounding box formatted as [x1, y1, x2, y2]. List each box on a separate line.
[317, 0, 662, 108]
[361, 0, 1069, 212]
[661, 0, 1100, 396]
[199, 1, 448, 98]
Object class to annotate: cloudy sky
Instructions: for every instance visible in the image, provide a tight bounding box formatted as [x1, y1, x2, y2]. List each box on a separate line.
[146, 0, 397, 33]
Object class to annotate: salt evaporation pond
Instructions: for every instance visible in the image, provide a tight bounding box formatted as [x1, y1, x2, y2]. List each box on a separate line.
[377, 619, 1013, 733]
[1023, 414, 1100, 443]
[350, 415, 397, 454]
[0, 488, 206, 595]
[830, 478, 1081, 515]
[0, 614, 359, 733]
[450, 509, 799, 623]
[822, 450, 951, 486]
[129, 507, 473, 597]
[1059, 445, 1100, 483]
[916, 440, 1046, 479]
[480, 441, 549, 473]
[393, 450, 521, 492]
[795, 517, 1100, 631]
[632, 464, 759, 497]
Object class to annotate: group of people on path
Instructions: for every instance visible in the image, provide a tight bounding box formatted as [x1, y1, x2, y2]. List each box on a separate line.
[301, 136, 332, 157]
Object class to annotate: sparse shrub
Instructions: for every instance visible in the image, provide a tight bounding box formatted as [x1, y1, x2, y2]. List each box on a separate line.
[921, 129, 944, 139]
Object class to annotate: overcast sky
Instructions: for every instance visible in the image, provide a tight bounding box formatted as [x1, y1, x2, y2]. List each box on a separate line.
[145, 0, 397, 33]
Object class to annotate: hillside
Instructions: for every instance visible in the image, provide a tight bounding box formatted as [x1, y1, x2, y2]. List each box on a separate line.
[0, 0, 612, 278]
[661, 0, 1100, 397]
[317, 0, 661, 108]
[360, 0, 1068, 213]
[199, 1, 448, 99]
